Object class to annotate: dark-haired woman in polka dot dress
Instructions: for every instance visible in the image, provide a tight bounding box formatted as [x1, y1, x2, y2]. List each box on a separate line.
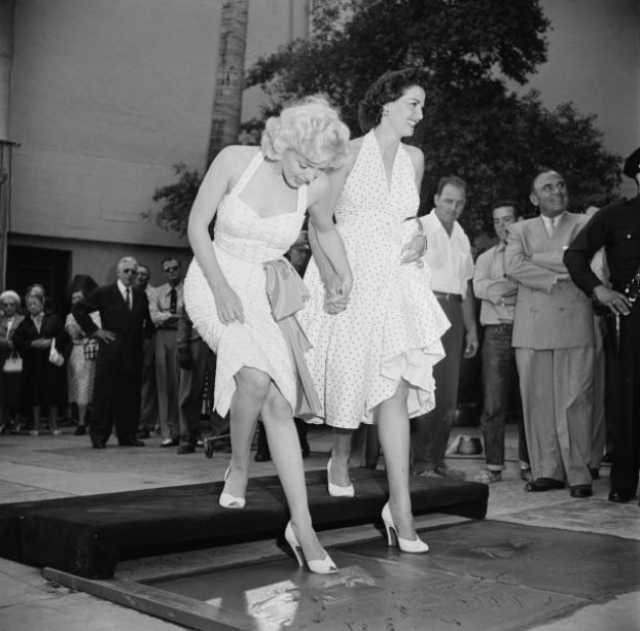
[301, 69, 449, 552]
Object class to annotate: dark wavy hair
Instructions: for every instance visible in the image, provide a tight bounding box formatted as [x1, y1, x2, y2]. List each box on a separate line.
[357, 68, 427, 134]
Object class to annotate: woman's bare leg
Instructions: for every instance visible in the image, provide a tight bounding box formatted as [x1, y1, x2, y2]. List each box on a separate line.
[223, 367, 270, 498]
[375, 381, 417, 541]
[261, 383, 325, 561]
[329, 427, 353, 487]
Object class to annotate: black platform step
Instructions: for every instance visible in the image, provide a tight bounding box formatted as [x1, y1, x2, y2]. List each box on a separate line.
[0, 468, 487, 579]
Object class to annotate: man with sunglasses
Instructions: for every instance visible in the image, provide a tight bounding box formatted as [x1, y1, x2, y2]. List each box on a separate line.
[72, 256, 153, 448]
[149, 257, 184, 447]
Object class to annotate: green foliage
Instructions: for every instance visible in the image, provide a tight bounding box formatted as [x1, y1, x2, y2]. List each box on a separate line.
[245, 0, 622, 237]
[143, 163, 201, 238]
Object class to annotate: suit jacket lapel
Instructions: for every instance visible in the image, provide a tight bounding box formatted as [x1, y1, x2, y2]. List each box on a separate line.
[527, 217, 550, 252]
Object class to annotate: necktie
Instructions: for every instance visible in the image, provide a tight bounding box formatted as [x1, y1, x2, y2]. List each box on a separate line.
[125, 287, 132, 310]
[169, 288, 177, 314]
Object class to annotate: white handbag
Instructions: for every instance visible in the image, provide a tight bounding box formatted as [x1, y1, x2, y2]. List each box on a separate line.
[49, 338, 64, 367]
[2, 353, 22, 373]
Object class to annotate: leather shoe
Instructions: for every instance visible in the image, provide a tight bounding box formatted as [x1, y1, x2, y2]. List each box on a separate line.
[254, 451, 271, 462]
[177, 443, 196, 454]
[161, 438, 179, 448]
[589, 468, 600, 480]
[525, 477, 564, 492]
[137, 428, 151, 439]
[119, 438, 145, 447]
[92, 441, 106, 449]
[608, 490, 635, 503]
[570, 485, 593, 498]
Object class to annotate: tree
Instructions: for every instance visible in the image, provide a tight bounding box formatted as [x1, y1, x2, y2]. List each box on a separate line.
[207, 0, 250, 167]
[246, 0, 621, 235]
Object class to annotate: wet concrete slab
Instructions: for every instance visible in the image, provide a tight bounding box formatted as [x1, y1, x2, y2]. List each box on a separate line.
[349, 521, 640, 600]
[145, 549, 584, 631]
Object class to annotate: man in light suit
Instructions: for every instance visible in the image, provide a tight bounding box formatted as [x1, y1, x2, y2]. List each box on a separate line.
[505, 169, 595, 498]
[73, 256, 154, 449]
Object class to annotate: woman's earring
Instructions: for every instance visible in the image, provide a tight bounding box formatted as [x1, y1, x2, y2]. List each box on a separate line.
[382, 108, 389, 117]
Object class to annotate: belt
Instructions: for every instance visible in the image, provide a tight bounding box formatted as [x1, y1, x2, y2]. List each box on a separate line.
[484, 322, 513, 330]
[433, 291, 462, 302]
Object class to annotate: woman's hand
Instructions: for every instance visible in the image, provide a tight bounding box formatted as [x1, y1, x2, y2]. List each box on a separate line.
[324, 273, 351, 315]
[214, 285, 245, 324]
[401, 233, 427, 265]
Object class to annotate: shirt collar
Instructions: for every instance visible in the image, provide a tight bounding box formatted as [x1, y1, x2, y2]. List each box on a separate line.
[428, 209, 462, 237]
[117, 279, 130, 295]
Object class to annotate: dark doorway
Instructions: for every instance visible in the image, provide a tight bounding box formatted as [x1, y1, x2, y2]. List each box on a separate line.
[6, 245, 71, 316]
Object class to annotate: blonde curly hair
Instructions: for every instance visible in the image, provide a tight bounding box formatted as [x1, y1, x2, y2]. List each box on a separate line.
[261, 96, 350, 168]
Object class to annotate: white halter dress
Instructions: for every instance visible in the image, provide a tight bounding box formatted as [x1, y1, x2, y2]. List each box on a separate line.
[300, 130, 450, 428]
[184, 150, 308, 417]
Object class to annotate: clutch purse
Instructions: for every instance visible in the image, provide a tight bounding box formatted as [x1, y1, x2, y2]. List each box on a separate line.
[2, 353, 22, 373]
[49, 338, 64, 367]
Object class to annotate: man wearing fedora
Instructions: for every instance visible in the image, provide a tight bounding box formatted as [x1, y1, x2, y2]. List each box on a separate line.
[565, 148, 640, 504]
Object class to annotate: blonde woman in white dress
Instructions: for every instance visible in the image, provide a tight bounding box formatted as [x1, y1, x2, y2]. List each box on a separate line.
[184, 97, 352, 574]
[301, 69, 450, 553]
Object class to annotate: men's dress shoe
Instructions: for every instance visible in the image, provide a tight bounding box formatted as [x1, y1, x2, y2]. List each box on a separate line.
[92, 442, 106, 449]
[177, 443, 196, 454]
[608, 490, 635, 503]
[570, 485, 593, 498]
[525, 477, 565, 492]
[589, 468, 600, 480]
[161, 438, 179, 448]
[119, 439, 145, 447]
[74, 425, 87, 436]
[137, 428, 151, 439]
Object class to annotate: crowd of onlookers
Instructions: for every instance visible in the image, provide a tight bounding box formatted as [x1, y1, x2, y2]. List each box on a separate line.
[0, 236, 312, 458]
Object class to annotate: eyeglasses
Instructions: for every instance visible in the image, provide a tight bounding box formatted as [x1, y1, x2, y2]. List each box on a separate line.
[122, 269, 137, 274]
[1, 302, 16, 307]
[164, 265, 180, 273]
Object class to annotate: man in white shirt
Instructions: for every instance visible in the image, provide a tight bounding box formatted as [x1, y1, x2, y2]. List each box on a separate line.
[149, 257, 184, 447]
[473, 201, 530, 484]
[411, 176, 479, 479]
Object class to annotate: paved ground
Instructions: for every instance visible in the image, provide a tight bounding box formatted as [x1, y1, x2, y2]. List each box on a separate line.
[0, 423, 638, 631]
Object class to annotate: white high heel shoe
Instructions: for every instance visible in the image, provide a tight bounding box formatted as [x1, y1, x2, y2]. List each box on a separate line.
[327, 458, 355, 498]
[219, 466, 246, 509]
[284, 521, 338, 574]
[381, 502, 429, 554]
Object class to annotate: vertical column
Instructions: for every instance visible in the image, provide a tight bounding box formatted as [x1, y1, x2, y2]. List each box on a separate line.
[0, 0, 15, 140]
[0, 0, 16, 288]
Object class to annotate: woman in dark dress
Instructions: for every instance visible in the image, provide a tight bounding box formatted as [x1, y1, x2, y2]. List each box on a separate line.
[13, 292, 67, 435]
[0, 290, 25, 434]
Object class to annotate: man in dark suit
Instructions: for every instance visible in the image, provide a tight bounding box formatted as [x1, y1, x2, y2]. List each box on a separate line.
[73, 256, 153, 448]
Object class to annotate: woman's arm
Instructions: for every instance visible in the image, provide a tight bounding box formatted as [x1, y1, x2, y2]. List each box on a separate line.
[187, 146, 250, 324]
[308, 173, 353, 313]
[401, 145, 427, 264]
